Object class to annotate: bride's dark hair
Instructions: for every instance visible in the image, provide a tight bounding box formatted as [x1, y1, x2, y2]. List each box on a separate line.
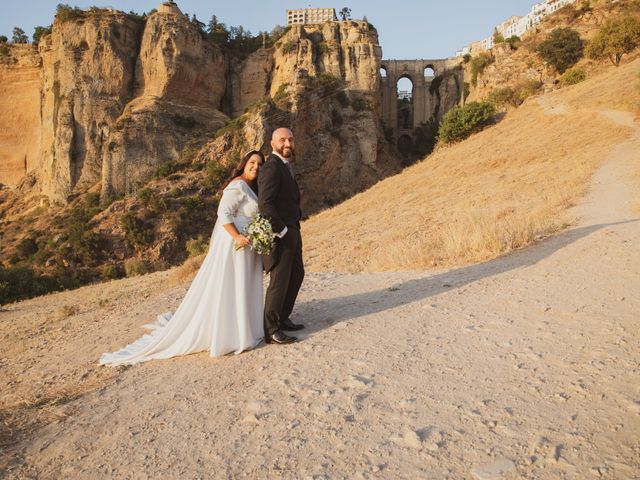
[222, 150, 265, 194]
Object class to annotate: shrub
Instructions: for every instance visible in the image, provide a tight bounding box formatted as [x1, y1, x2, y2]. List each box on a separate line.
[438, 101, 495, 144]
[272, 83, 290, 107]
[66, 202, 103, 262]
[0, 266, 61, 304]
[33, 25, 52, 45]
[330, 108, 343, 128]
[280, 41, 297, 54]
[317, 42, 330, 55]
[506, 35, 521, 50]
[16, 237, 38, 258]
[138, 188, 166, 213]
[124, 258, 150, 277]
[561, 68, 586, 86]
[186, 235, 209, 257]
[470, 52, 494, 87]
[351, 97, 371, 112]
[120, 213, 152, 250]
[101, 263, 122, 280]
[336, 90, 350, 108]
[586, 17, 640, 66]
[205, 161, 233, 191]
[0, 36, 7, 43]
[55, 4, 86, 23]
[487, 80, 542, 109]
[537, 27, 583, 73]
[310, 72, 341, 93]
[152, 161, 177, 179]
[462, 53, 471, 63]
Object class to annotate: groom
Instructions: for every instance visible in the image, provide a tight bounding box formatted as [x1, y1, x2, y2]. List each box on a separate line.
[258, 127, 305, 345]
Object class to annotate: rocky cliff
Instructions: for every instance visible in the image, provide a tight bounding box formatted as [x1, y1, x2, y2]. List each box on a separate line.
[1, 6, 228, 203]
[0, 8, 399, 298]
[0, 45, 42, 186]
[211, 20, 397, 214]
[1, 10, 395, 215]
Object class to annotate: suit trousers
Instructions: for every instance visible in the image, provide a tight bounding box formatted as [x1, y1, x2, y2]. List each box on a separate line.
[263, 227, 305, 336]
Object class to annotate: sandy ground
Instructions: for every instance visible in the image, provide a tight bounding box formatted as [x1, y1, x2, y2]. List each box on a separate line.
[1, 108, 639, 478]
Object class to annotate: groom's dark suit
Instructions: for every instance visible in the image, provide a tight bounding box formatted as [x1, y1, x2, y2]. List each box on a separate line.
[258, 153, 304, 337]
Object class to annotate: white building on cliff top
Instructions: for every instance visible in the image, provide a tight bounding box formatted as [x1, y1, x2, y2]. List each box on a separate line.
[455, 0, 577, 56]
[287, 8, 337, 25]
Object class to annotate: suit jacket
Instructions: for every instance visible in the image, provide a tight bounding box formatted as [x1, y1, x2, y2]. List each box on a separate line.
[258, 153, 302, 272]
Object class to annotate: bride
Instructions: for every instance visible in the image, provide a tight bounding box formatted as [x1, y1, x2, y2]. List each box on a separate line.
[100, 150, 266, 366]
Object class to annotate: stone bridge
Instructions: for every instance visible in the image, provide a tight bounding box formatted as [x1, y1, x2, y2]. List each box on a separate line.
[380, 58, 464, 158]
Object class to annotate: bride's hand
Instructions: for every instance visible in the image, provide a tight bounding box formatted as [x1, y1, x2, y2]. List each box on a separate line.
[234, 234, 250, 249]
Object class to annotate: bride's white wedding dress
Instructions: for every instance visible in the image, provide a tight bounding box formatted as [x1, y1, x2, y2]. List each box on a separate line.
[100, 180, 264, 366]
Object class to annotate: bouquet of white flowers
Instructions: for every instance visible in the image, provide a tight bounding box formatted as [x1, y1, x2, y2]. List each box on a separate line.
[236, 213, 276, 254]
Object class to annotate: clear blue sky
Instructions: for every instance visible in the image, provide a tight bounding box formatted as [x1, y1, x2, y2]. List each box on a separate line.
[1, 1, 535, 58]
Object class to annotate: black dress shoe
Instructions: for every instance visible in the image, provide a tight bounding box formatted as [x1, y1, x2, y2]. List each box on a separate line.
[266, 330, 297, 344]
[281, 318, 305, 331]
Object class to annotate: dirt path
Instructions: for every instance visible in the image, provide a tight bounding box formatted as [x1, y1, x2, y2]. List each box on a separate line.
[1, 109, 639, 479]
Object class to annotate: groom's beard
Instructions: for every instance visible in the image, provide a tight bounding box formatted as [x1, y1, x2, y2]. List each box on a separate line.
[276, 146, 294, 158]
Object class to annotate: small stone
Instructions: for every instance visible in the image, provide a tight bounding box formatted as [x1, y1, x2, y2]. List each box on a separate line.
[241, 414, 259, 425]
[471, 458, 516, 480]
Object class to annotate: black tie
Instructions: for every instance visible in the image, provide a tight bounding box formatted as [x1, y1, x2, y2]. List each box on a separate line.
[285, 162, 295, 179]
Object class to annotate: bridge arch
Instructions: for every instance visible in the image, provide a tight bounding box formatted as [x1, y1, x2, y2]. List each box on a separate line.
[423, 64, 436, 78]
[379, 57, 464, 161]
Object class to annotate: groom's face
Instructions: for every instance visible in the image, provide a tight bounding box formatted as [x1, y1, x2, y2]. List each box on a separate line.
[271, 129, 295, 160]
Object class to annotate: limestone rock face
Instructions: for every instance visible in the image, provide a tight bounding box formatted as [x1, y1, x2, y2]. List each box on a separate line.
[208, 21, 398, 215]
[135, 10, 225, 108]
[0, 45, 42, 186]
[230, 49, 274, 117]
[30, 8, 228, 203]
[101, 9, 227, 199]
[271, 21, 382, 95]
[39, 12, 144, 202]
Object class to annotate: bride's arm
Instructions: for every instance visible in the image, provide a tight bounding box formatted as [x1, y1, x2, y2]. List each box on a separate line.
[218, 184, 250, 248]
[223, 223, 249, 248]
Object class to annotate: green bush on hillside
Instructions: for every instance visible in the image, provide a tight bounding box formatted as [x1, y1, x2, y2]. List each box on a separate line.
[537, 27, 583, 73]
[120, 213, 152, 250]
[437, 101, 495, 144]
[186, 235, 208, 257]
[487, 79, 542, 109]
[0, 266, 60, 305]
[586, 17, 640, 66]
[561, 68, 587, 86]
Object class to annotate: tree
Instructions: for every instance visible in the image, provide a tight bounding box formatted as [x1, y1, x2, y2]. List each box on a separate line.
[0, 36, 7, 44]
[190, 14, 206, 33]
[339, 7, 352, 21]
[537, 27, 583, 73]
[493, 28, 505, 44]
[33, 25, 52, 45]
[12, 27, 29, 44]
[207, 15, 229, 44]
[586, 17, 640, 66]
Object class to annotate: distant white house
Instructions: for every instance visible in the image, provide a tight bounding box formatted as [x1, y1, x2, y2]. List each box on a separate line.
[455, 0, 577, 56]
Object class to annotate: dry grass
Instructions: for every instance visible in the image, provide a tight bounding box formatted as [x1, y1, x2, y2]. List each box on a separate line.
[302, 58, 639, 272]
[169, 253, 205, 285]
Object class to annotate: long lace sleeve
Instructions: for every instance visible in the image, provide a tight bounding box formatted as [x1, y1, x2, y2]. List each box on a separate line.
[217, 184, 245, 224]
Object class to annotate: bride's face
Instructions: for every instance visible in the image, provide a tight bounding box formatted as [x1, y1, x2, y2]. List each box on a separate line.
[243, 154, 262, 181]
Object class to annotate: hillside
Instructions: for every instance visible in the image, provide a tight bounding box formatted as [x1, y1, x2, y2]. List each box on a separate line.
[302, 56, 640, 272]
[1, 62, 639, 477]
